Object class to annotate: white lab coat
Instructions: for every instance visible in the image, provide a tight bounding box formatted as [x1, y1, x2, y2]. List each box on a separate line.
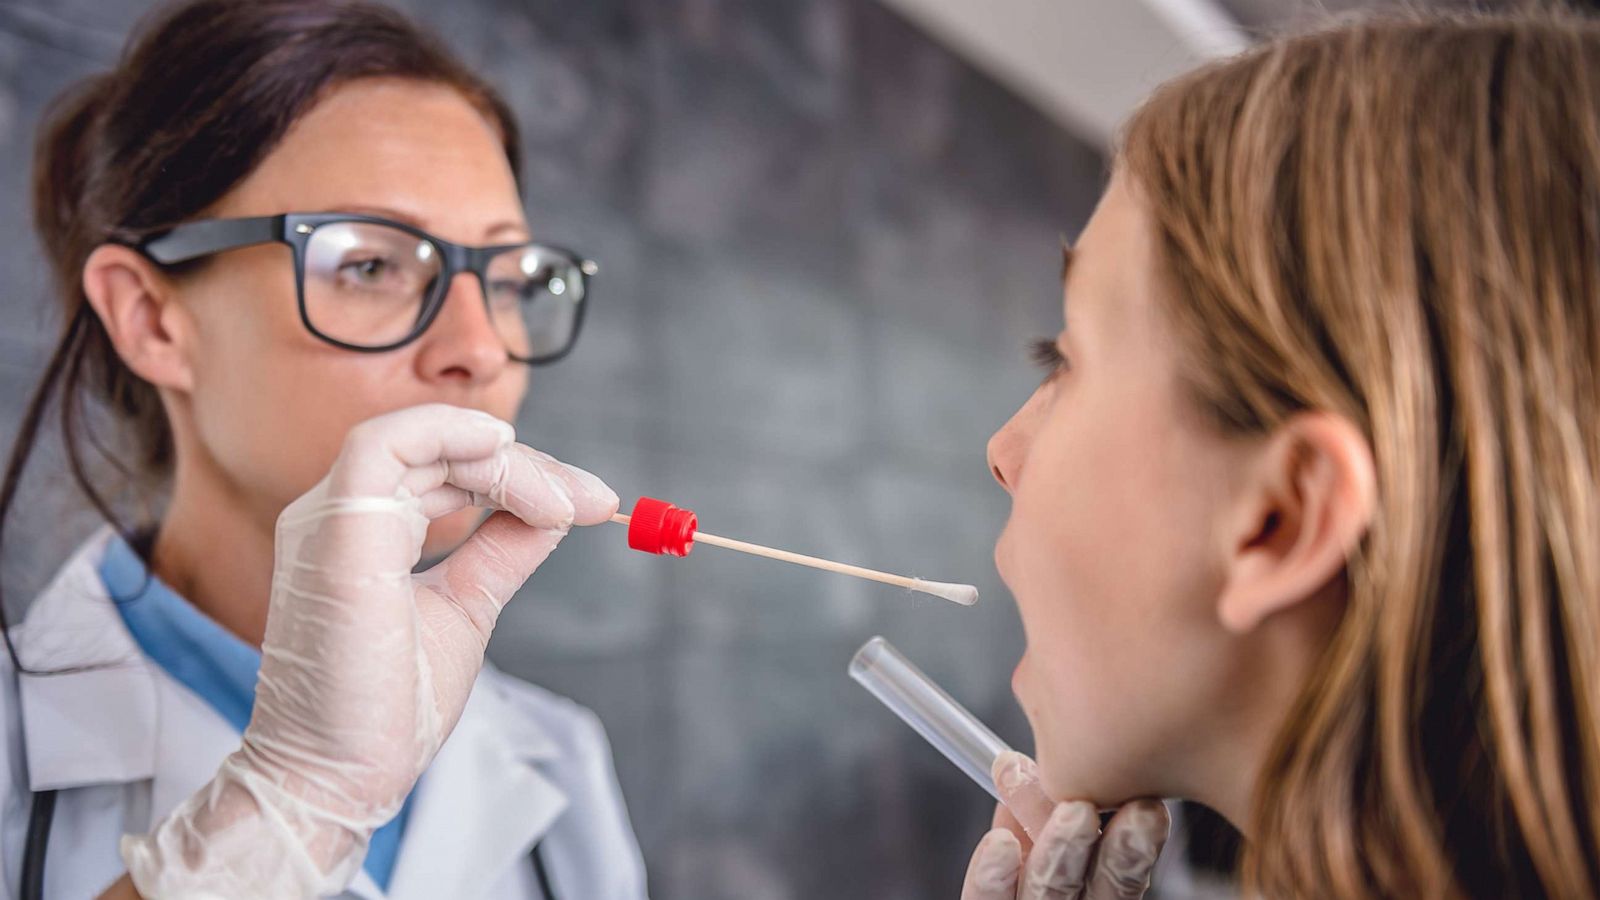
[0, 528, 649, 899]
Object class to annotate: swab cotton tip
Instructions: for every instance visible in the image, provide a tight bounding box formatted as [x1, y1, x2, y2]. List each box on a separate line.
[911, 579, 979, 606]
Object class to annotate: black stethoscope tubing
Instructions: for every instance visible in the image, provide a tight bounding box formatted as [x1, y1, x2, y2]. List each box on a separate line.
[22, 789, 558, 900]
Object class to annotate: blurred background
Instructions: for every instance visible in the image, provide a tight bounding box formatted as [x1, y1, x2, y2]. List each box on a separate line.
[0, 0, 1572, 897]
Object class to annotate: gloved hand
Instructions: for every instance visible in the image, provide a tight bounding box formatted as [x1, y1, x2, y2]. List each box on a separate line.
[119, 404, 618, 899]
[961, 752, 1170, 900]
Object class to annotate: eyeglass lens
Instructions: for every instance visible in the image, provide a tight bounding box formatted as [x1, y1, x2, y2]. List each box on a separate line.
[300, 220, 584, 359]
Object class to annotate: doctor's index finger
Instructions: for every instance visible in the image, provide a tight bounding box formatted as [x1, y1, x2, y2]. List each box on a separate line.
[430, 443, 617, 530]
[520, 448, 619, 525]
[332, 404, 516, 497]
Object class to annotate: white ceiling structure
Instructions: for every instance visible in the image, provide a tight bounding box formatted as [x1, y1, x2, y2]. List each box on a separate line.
[878, 0, 1513, 147]
[877, 0, 1252, 146]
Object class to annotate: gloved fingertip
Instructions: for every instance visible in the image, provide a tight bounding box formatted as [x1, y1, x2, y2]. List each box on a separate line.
[562, 462, 620, 512]
[1042, 799, 1100, 842]
[530, 466, 578, 528]
[970, 828, 1022, 890]
[993, 749, 1037, 794]
[467, 409, 516, 445]
[1130, 797, 1173, 834]
[1109, 799, 1172, 860]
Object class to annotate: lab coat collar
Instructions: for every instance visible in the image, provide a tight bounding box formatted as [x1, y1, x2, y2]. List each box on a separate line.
[12, 527, 160, 791]
[14, 527, 573, 898]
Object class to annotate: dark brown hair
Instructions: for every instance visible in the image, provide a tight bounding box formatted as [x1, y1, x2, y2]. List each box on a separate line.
[1, 0, 522, 668]
[1122, 10, 1599, 898]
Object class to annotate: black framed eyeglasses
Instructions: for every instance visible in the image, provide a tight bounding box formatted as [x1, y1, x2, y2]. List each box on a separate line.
[136, 212, 596, 364]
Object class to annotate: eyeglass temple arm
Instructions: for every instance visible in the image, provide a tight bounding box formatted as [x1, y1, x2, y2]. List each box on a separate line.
[140, 215, 284, 265]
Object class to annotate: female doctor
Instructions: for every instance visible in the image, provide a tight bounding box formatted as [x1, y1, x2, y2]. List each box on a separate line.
[0, 0, 646, 897]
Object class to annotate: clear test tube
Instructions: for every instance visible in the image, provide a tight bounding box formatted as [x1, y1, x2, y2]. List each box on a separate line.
[850, 636, 1013, 802]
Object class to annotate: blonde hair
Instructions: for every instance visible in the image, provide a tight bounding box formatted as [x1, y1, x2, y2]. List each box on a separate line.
[1122, 12, 1600, 898]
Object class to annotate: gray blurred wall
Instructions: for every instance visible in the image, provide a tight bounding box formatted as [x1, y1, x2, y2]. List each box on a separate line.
[0, 1, 1105, 897]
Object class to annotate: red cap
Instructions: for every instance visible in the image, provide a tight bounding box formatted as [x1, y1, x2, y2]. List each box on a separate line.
[626, 496, 698, 557]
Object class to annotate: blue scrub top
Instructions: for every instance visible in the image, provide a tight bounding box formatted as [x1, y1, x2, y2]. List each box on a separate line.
[99, 534, 415, 892]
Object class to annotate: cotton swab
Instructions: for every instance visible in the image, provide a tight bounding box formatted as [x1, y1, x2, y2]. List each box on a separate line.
[610, 497, 978, 607]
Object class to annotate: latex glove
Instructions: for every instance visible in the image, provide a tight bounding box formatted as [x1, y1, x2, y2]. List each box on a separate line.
[120, 404, 617, 898]
[961, 751, 1170, 900]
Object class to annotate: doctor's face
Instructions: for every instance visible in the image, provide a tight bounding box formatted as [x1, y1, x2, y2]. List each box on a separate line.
[986, 172, 1249, 806]
[163, 78, 530, 555]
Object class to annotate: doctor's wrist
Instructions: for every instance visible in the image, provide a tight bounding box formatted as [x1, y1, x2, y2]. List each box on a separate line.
[119, 748, 378, 899]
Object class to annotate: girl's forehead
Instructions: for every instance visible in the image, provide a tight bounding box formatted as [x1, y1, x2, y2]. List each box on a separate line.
[1065, 175, 1157, 339]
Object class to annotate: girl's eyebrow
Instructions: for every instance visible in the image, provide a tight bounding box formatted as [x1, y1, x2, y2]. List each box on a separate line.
[1061, 242, 1076, 283]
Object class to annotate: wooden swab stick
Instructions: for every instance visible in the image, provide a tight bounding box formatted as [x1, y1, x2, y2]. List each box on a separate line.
[609, 512, 978, 606]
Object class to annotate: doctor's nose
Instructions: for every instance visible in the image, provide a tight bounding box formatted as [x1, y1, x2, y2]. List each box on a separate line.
[414, 273, 511, 385]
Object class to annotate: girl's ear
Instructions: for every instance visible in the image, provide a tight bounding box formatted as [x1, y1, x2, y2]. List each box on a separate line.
[1216, 412, 1377, 633]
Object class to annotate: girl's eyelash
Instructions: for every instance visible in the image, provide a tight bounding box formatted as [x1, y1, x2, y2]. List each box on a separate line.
[1030, 337, 1070, 378]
